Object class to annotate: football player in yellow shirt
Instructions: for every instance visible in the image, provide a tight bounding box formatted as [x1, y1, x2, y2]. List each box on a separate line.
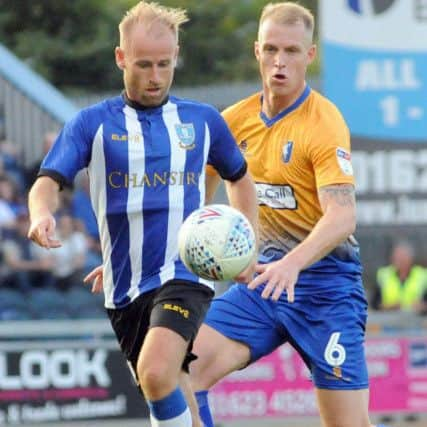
[190, 2, 389, 427]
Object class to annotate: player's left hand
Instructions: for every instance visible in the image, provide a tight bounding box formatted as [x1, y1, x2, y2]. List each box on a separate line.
[247, 259, 299, 302]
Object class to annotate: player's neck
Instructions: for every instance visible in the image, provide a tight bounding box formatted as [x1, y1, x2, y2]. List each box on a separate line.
[262, 83, 307, 118]
[122, 90, 169, 110]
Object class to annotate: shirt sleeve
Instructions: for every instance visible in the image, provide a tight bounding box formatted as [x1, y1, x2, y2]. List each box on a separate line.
[308, 115, 355, 189]
[206, 107, 246, 181]
[39, 110, 94, 187]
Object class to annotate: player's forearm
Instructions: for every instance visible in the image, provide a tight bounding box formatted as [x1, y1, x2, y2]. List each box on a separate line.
[285, 207, 356, 271]
[225, 173, 259, 246]
[28, 176, 61, 219]
[205, 172, 221, 204]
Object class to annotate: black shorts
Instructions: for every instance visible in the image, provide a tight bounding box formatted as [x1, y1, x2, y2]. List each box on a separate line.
[107, 280, 214, 375]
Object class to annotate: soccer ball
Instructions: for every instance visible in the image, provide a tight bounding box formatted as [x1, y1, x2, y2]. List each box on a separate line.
[178, 204, 256, 281]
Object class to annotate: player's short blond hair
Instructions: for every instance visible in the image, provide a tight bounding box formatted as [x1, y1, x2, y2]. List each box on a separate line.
[119, 1, 189, 47]
[258, 2, 314, 44]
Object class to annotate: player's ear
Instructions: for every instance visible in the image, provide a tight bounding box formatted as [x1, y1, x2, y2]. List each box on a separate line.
[174, 46, 180, 68]
[254, 41, 260, 61]
[307, 44, 317, 65]
[115, 46, 125, 70]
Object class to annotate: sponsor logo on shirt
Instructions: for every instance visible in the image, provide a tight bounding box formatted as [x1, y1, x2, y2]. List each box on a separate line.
[256, 183, 297, 209]
[108, 171, 201, 188]
[111, 133, 142, 143]
[336, 148, 354, 175]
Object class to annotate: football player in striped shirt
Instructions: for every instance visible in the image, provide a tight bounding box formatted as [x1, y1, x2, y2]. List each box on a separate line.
[27, 2, 257, 426]
[191, 3, 390, 427]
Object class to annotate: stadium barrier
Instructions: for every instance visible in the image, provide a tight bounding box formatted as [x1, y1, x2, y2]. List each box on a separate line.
[0, 313, 426, 425]
[0, 320, 148, 425]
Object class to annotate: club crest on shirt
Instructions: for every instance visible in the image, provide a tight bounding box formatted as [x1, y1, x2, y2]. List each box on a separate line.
[282, 141, 294, 163]
[175, 123, 195, 150]
[336, 148, 353, 175]
[239, 140, 248, 153]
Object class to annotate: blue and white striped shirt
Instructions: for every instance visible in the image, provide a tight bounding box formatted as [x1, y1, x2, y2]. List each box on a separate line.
[40, 95, 246, 308]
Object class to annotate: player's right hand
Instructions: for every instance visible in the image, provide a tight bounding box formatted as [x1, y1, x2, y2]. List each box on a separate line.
[233, 259, 256, 284]
[247, 258, 299, 302]
[83, 265, 104, 293]
[27, 214, 61, 249]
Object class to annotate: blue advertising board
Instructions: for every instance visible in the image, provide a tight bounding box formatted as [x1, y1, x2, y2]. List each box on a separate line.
[321, 0, 427, 141]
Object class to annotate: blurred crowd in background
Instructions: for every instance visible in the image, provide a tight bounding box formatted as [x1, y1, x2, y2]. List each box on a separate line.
[0, 0, 426, 322]
[1, 129, 426, 321]
[0, 132, 104, 320]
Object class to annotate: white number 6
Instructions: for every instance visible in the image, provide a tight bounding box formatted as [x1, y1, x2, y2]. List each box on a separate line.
[324, 332, 346, 366]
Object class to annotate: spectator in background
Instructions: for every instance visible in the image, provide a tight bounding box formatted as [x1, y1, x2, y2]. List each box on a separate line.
[71, 172, 102, 273]
[0, 105, 5, 140]
[0, 201, 16, 233]
[48, 213, 88, 292]
[0, 155, 6, 178]
[72, 172, 99, 239]
[371, 240, 427, 313]
[0, 139, 26, 192]
[0, 212, 54, 292]
[0, 175, 20, 233]
[25, 131, 57, 189]
[0, 201, 15, 231]
[0, 176, 26, 217]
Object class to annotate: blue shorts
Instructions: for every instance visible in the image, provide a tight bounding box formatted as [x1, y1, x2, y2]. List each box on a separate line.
[204, 281, 369, 390]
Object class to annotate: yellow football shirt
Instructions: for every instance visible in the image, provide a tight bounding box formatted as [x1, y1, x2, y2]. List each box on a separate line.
[211, 86, 354, 254]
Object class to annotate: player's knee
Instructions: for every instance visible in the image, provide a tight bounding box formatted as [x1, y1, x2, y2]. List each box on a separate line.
[137, 361, 174, 398]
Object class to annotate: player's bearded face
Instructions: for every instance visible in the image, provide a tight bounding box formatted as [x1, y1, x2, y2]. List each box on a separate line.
[256, 20, 315, 99]
[119, 23, 178, 107]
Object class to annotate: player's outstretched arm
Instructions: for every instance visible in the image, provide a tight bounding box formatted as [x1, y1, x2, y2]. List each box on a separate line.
[224, 171, 258, 240]
[248, 183, 356, 302]
[286, 183, 357, 268]
[205, 168, 221, 204]
[27, 176, 62, 249]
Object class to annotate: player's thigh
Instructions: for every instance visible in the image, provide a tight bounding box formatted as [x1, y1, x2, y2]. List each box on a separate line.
[150, 280, 214, 341]
[107, 292, 153, 371]
[280, 284, 369, 390]
[145, 280, 214, 374]
[315, 388, 370, 427]
[192, 283, 283, 390]
[191, 323, 251, 390]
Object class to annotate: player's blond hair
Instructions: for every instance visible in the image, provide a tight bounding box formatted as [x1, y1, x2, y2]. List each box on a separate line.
[258, 2, 314, 44]
[119, 1, 189, 47]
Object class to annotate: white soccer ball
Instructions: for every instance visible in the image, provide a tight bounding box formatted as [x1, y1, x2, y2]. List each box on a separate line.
[178, 204, 256, 281]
